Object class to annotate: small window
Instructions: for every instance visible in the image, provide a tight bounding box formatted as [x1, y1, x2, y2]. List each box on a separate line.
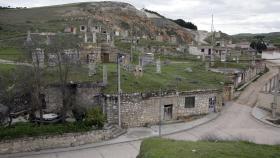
[208, 49, 212, 55]
[185, 97, 195, 108]
[201, 49, 205, 52]
[80, 25, 86, 31]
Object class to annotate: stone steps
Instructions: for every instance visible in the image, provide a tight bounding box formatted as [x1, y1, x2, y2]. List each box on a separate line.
[104, 123, 127, 138]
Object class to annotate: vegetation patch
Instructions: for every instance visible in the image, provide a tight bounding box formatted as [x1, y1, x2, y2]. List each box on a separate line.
[212, 61, 248, 70]
[0, 47, 26, 61]
[138, 138, 280, 158]
[0, 122, 92, 140]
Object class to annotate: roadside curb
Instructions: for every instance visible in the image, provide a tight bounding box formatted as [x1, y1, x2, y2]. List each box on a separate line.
[251, 106, 280, 128]
[1, 112, 221, 158]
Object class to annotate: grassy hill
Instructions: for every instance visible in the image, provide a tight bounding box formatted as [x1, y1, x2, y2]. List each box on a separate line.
[232, 32, 280, 45]
[0, 2, 193, 43]
[0, 60, 224, 94]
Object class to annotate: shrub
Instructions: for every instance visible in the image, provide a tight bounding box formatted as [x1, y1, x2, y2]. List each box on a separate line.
[72, 106, 86, 122]
[173, 19, 198, 30]
[0, 122, 92, 140]
[85, 107, 105, 129]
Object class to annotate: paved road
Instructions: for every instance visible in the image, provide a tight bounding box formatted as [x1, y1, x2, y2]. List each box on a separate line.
[16, 62, 280, 158]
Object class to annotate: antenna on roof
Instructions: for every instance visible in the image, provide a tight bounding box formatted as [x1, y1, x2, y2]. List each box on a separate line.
[211, 14, 215, 45]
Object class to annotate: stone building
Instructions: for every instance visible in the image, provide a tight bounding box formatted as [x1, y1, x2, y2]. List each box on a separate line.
[156, 34, 163, 42]
[32, 48, 45, 68]
[43, 84, 223, 128]
[63, 49, 80, 64]
[170, 35, 177, 44]
[105, 89, 223, 128]
[141, 53, 154, 66]
[189, 45, 213, 56]
[80, 43, 102, 63]
[44, 83, 103, 113]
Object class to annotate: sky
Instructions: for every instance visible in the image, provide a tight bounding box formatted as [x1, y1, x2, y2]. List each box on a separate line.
[1, 0, 280, 35]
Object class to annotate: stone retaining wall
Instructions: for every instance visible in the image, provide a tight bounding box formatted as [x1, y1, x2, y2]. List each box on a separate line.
[0, 130, 112, 154]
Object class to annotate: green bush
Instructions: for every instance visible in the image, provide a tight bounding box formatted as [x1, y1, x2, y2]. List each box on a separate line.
[85, 108, 105, 129]
[72, 106, 86, 122]
[0, 122, 92, 140]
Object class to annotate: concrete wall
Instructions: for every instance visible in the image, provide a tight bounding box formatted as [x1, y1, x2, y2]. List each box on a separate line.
[262, 51, 280, 64]
[257, 92, 280, 114]
[189, 46, 203, 56]
[105, 90, 222, 128]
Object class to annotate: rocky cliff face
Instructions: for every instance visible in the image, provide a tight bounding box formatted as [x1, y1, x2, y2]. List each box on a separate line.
[0, 1, 193, 44]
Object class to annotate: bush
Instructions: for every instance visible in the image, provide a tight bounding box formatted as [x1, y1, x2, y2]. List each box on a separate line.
[85, 108, 105, 129]
[0, 122, 92, 140]
[173, 19, 198, 30]
[72, 106, 86, 122]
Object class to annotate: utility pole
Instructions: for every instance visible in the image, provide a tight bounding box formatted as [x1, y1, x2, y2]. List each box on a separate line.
[130, 22, 134, 63]
[117, 54, 123, 127]
[272, 66, 280, 118]
[159, 88, 162, 137]
[211, 14, 214, 46]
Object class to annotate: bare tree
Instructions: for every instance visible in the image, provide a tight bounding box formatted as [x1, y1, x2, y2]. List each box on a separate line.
[45, 34, 81, 122]
[31, 49, 44, 122]
[23, 38, 45, 122]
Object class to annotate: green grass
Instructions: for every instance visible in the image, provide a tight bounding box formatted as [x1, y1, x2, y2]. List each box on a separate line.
[138, 39, 177, 47]
[212, 61, 248, 70]
[87, 63, 224, 93]
[1, 60, 224, 94]
[138, 138, 280, 158]
[0, 122, 92, 140]
[48, 62, 224, 94]
[0, 47, 26, 61]
[0, 64, 16, 73]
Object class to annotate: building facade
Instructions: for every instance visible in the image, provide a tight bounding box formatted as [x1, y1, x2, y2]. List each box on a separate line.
[105, 89, 223, 128]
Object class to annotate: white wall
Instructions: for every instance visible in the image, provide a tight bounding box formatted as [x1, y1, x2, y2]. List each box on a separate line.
[189, 46, 203, 56]
[262, 51, 280, 64]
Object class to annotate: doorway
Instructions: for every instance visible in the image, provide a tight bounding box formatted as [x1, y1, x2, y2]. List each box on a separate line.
[164, 104, 173, 121]
[209, 97, 216, 112]
[101, 53, 110, 63]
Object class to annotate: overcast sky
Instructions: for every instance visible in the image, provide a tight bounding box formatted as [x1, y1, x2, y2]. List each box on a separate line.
[1, 0, 280, 35]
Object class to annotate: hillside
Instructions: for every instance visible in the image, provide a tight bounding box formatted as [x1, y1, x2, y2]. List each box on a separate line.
[0, 1, 193, 45]
[232, 32, 280, 45]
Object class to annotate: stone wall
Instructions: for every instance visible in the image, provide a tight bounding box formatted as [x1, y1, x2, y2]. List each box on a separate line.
[105, 89, 222, 128]
[75, 86, 102, 109]
[44, 84, 102, 113]
[44, 87, 63, 113]
[0, 130, 112, 154]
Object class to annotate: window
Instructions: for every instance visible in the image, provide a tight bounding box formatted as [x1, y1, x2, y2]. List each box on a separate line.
[80, 25, 86, 31]
[209, 97, 216, 106]
[185, 97, 195, 108]
[201, 49, 205, 52]
[208, 49, 212, 55]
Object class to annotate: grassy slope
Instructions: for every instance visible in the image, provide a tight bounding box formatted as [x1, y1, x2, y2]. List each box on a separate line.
[232, 32, 280, 45]
[138, 138, 280, 158]
[43, 61, 224, 94]
[0, 64, 16, 74]
[0, 47, 26, 61]
[0, 59, 224, 94]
